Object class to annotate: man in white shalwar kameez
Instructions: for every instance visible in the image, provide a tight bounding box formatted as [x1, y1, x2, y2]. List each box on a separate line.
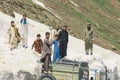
[20, 14, 29, 48]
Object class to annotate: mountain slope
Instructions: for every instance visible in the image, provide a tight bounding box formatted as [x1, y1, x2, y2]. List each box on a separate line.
[38, 0, 120, 53]
[0, 0, 61, 26]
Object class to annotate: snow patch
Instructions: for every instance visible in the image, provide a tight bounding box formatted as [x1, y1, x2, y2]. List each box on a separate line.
[32, 0, 62, 20]
[32, 0, 47, 9]
[69, 0, 79, 7]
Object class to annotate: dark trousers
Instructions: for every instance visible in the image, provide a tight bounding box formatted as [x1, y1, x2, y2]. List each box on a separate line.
[41, 53, 51, 72]
[60, 41, 68, 58]
[44, 54, 51, 72]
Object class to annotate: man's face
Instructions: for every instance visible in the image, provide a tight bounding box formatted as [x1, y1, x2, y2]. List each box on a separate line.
[11, 22, 15, 26]
[55, 36, 58, 40]
[23, 16, 26, 19]
[63, 27, 67, 31]
[46, 34, 50, 39]
[56, 27, 59, 30]
[87, 24, 91, 28]
[37, 36, 40, 40]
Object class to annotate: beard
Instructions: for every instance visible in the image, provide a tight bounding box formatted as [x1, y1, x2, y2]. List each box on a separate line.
[87, 27, 91, 31]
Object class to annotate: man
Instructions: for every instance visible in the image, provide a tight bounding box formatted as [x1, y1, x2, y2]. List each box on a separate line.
[52, 25, 61, 40]
[41, 32, 52, 72]
[32, 34, 43, 54]
[20, 14, 29, 48]
[85, 23, 94, 55]
[59, 25, 69, 58]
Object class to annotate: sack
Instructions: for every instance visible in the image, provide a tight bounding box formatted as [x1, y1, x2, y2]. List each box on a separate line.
[40, 53, 51, 63]
[40, 57, 45, 63]
[40, 53, 47, 63]
[80, 62, 88, 67]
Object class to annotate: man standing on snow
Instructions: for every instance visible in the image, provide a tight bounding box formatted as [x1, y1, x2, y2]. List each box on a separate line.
[59, 25, 69, 59]
[85, 23, 94, 55]
[20, 14, 29, 48]
[52, 25, 61, 40]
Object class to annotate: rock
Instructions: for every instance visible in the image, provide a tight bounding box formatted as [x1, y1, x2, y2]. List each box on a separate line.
[10, 12, 15, 18]
[16, 70, 34, 80]
[112, 46, 117, 51]
[2, 72, 14, 80]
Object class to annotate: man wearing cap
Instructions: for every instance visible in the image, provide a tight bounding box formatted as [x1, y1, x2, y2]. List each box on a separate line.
[85, 23, 94, 55]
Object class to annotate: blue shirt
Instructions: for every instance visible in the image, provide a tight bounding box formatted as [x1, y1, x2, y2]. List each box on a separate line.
[20, 19, 27, 25]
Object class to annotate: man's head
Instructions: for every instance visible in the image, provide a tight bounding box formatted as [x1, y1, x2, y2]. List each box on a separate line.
[55, 25, 59, 31]
[90, 77, 93, 80]
[63, 25, 68, 31]
[23, 14, 27, 19]
[11, 21, 15, 27]
[87, 23, 91, 31]
[46, 32, 50, 39]
[37, 34, 41, 40]
[55, 34, 59, 40]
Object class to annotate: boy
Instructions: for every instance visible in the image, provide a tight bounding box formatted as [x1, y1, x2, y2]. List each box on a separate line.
[52, 35, 60, 62]
[8, 21, 18, 50]
[32, 34, 43, 54]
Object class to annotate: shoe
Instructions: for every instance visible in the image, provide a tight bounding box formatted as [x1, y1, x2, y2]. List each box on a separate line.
[86, 53, 89, 55]
[23, 45, 25, 48]
[10, 48, 13, 51]
[91, 53, 93, 55]
[25, 46, 28, 49]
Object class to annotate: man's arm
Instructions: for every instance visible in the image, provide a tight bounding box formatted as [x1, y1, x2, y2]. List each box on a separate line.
[67, 32, 69, 42]
[32, 41, 35, 49]
[41, 39, 43, 49]
[58, 31, 62, 40]
[85, 30, 86, 41]
[45, 39, 52, 46]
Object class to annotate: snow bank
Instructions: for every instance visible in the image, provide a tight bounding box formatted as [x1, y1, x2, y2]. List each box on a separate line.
[32, 0, 47, 10]
[32, 0, 62, 20]
[69, 0, 79, 7]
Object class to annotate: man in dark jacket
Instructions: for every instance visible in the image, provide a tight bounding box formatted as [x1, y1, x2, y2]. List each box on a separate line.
[59, 25, 69, 58]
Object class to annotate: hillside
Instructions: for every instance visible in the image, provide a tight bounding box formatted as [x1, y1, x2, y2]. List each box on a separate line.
[0, 0, 120, 53]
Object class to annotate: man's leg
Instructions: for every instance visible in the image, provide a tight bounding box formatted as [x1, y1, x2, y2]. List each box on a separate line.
[24, 33, 28, 48]
[57, 49, 61, 60]
[63, 42, 68, 57]
[60, 41, 64, 58]
[90, 43, 93, 55]
[21, 34, 25, 47]
[53, 51, 57, 62]
[85, 41, 89, 55]
[44, 54, 49, 72]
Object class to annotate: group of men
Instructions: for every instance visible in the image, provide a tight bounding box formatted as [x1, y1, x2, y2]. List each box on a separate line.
[8, 14, 29, 50]
[31, 25, 69, 72]
[8, 14, 94, 72]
